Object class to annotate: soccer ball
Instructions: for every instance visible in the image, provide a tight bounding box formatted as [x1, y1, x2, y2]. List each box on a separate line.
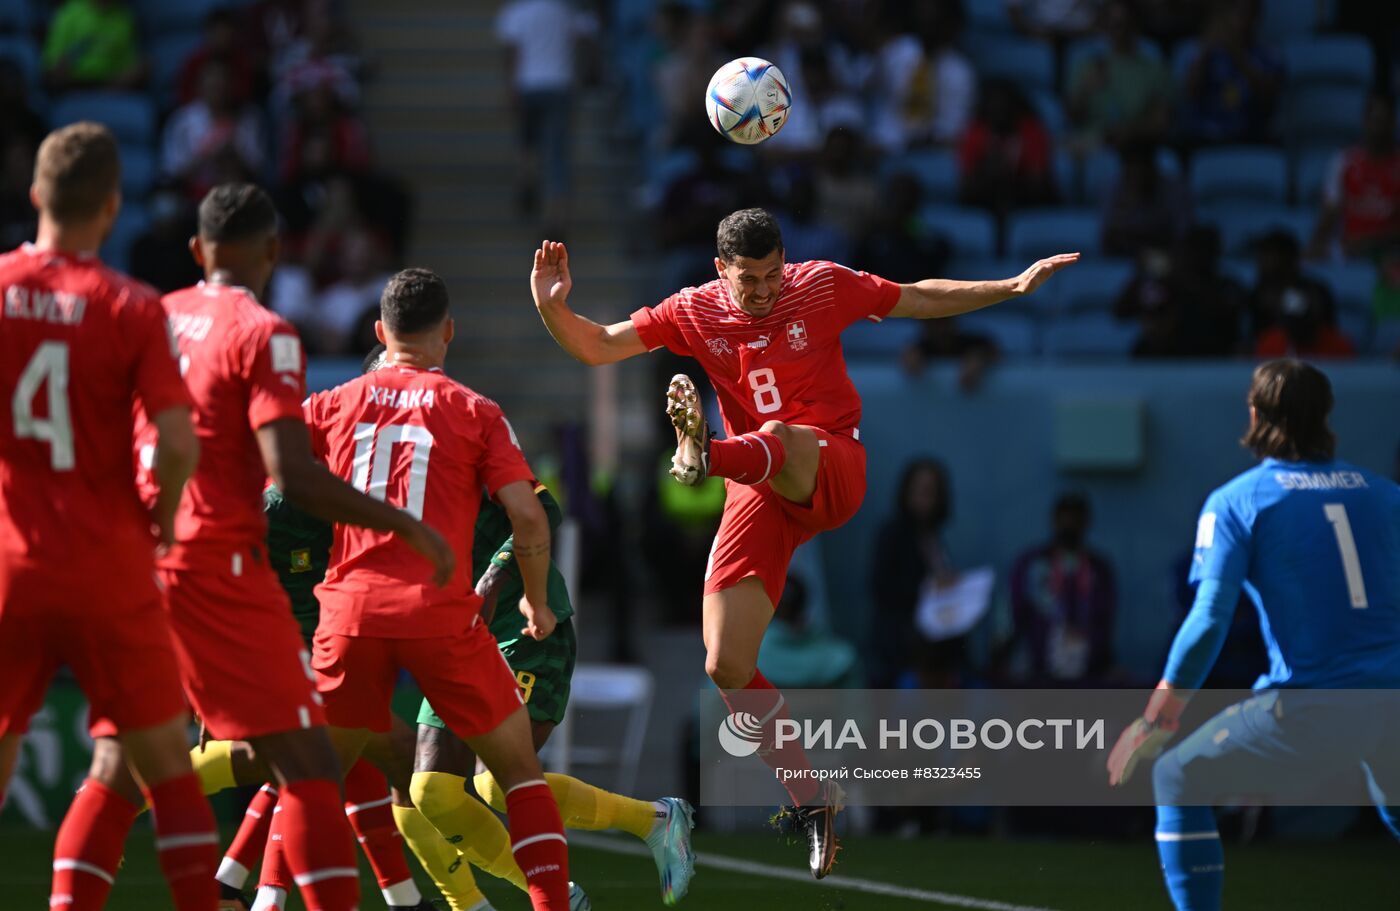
[705, 57, 791, 145]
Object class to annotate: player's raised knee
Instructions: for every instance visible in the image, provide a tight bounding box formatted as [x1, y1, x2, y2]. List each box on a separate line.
[705, 650, 756, 690]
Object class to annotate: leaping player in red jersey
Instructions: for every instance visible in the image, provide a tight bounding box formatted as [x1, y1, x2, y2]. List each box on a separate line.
[531, 208, 1077, 878]
[0, 123, 218, 910]
[92, 184, 455, 911]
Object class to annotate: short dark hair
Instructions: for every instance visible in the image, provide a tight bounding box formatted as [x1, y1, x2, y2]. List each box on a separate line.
[716, 208, 783, 263]
[1243, 359, 1336, 462]
[198, 183, 277, 243]
[34, 122, 120, 221]
[380, 268, 449, 335]
[361, 343, 387, 374]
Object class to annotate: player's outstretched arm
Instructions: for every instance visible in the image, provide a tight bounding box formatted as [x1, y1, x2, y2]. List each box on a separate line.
[496, 479, 555, 641]
[531, 240, 648, 365]
[149, 405, 199, 546]
[256, 417, 456, 586]
[889, 252, 1080, 319]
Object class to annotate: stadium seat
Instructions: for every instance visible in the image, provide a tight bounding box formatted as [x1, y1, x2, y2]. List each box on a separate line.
[841, 317, 920, 359]
[1335, 307, 1372, 351]
[964, 34, 1055, 93]
[1081, 146, 1181, 204]
[920, 205, 998, 259]
[1050, 260, 1134, 314]
[1373, 316, 1400, 356]
[1028, 88, 1067, 136]
[1006, 209, 1100, 261]
[0, 35, 38, 87]
[1190, 146, 1289, 206]
[1308, 261, 1378, 314]
[100, 204, 150, 274]
[1219, 258, 1258, 289]
[1052, 148, 1076, 201]
[1200, 205, 1317, 256]
[1293, 146, 1339, 204]
[120, 144, 157, 198]
[129, 0, 227, 35]
[1283, 36, 1374, 89]
[50, 92, 157, 146]
[880, 149, 958, 202]
[964, 0, 1011, 31]
[556, 664, 653, 794]
[1042, 311, 1138, 358]
[957, 310, 1039, 355]
[1283, 85, 1367, 146]
[1064, 36, 1162, 85]
[1258, 0, 1325, 41]
[1171, 40, 1199, 83]
[149, 30, 204, 109]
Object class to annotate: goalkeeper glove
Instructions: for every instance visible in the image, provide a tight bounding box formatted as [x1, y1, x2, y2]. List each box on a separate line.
[1107, 684, 1188, 787]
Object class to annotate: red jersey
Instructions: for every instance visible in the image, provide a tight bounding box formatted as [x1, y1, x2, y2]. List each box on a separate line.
[0, 243, 190, 569]
[631, 260, 901, 437]
[304, 365, 534, 638]
[1324, 146, 1400, 246]
[136, 281, 306, 555]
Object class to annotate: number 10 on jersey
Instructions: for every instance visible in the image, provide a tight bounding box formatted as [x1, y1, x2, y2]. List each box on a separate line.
[352, 422, 434, 519]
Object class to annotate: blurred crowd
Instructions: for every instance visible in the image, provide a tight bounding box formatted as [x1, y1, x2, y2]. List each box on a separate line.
[617, 0, 1400, 364]
[0, 0, 410, 355]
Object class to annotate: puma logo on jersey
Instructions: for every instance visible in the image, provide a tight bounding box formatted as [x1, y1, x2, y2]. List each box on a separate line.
[745, 335, 770, 350]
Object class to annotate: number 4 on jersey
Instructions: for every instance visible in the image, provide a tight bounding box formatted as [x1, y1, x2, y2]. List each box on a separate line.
[13, 341, 74, 470]
[352, 422, 434, 519]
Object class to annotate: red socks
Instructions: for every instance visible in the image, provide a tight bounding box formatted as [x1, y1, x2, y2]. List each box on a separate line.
[277, 779, 359, 911]
[219, 783, 278, 889]
[707, 431, 787, 485]
[51, 778, 138, 909]
[146, 773, 220, 910]
[343, 759, 418, 903]
[505, 780, 570, 911]
[720, 669, 820, 806]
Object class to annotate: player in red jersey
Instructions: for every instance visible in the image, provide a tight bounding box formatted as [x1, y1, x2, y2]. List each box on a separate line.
[0, 123, 219, 911]
[89, 184, 455, 911]
[531, 208, 1077, 878]
[302, 268, 572, 911]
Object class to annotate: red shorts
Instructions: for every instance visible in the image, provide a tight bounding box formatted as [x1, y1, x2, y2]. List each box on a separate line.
[312, 618, 523, 737]
[0, 557, 187, 737]
[704, 428, 867, 607]
[144, 544, 326, 741]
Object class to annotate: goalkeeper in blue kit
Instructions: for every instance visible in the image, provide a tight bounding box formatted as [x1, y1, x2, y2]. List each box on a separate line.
[1108, 359, 1400, 911]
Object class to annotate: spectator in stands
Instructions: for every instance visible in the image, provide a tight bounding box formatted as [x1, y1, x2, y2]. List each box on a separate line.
[1006, 493, 1117, 686]
[0, 134, 36, 250]
[1007, 0, 1101, 43]
[1250, 230, 1356, 358]
[1116, 226, 1244, 357]
[1309, 93, 1400, 262]
[177, 8, 257, 108]
[870, 0, 974, 151]
[128, 184, 203, 294]
[903, 318, 999, 390]
[958, 78, 1056, 217]
[1137, 0, 1212, 49]
[312, 228, 394, 355]
[278, 76, 370, 186]
[0, 59, 44, 149]
[758, 576, 862, 689]
[774, 173, 852, 264]
[869, 458, 960, 688]
[268, 5, 362, 117]
[765, 14, 865, 157]
[655, 4, 725, 151]
[42, 0, 147, 92]
[1067, 1, 1173, 153]
[1100, 143, 1191, 258]
[161, 60, 266, 201]
[815, 126, 880, 239]
[497, 0, 599, 234]
[1180, 0, 1283, 146]
[857, 172, 952, 283]
[298, 175, 393, 291]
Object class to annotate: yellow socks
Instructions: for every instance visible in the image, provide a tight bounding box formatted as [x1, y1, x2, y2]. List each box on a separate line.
[474, 770, 662, 840]
[188, 741, 235, 796]
[391, 803, 491, 911]
[410, 771, 527, 891]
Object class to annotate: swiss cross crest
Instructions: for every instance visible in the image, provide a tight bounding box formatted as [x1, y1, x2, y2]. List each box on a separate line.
[786, 320, 808, 352]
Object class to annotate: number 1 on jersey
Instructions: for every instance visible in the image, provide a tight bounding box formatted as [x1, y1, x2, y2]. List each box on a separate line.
[748, 367, 782, 414]
[1324, 503, 1369, 609]
[352, 422, 434, 519]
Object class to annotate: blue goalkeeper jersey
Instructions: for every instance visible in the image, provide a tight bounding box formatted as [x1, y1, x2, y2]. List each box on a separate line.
[1188, 458, 1400, 689]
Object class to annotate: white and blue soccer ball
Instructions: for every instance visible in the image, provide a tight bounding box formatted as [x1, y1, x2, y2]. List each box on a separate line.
[705, 57, 791, 146]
